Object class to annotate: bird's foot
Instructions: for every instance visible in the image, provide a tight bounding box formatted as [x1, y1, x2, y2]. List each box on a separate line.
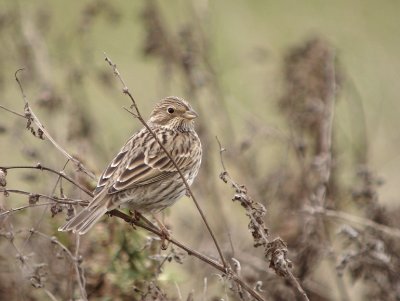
[128, 210, 141, 230]
[152, 213, 171, 250]
[160, 227, 171, 250]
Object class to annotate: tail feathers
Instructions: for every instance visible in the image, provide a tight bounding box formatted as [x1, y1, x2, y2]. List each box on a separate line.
[58, 206, 108, 235]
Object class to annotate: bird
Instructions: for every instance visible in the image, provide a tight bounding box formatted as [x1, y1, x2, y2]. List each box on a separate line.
[59, 96, 202, 235]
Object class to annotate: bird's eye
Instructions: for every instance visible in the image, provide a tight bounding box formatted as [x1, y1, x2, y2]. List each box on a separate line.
[167, 107, 175, 114]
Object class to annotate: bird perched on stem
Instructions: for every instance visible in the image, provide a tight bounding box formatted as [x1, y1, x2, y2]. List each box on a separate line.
[59, 96, 202, 235]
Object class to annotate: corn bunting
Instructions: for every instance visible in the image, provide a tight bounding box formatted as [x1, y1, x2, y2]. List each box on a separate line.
[59, 96, 202, 235]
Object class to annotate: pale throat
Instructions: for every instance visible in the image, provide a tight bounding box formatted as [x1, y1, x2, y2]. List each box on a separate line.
[148, 116, 194, 132]
[165, 118, 194, 132]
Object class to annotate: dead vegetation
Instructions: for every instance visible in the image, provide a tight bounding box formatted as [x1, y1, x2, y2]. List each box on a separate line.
[0, 1, 399, 301]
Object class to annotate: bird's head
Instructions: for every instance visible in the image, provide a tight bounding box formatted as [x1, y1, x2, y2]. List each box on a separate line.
[148, 96, 198, 131]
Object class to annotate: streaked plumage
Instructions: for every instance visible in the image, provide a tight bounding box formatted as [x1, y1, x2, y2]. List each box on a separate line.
[59, 96, 202, 235]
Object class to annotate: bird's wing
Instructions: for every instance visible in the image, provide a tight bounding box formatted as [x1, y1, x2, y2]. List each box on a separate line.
[93, 133, 136, 195]
[93, 128, 193, 198]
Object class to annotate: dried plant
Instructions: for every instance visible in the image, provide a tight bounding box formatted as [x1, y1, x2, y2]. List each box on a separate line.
[0, 3, 399, 301]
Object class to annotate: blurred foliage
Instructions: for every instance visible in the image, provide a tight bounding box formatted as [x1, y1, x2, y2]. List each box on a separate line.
[1, 0, 400, 300]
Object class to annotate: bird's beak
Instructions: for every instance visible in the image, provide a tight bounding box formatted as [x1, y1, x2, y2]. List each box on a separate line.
[183, 108, 198, 120]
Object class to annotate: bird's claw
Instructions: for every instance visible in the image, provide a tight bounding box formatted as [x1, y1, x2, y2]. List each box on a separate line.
[128, 210, 141, 230]
[160, 227, 171, 250]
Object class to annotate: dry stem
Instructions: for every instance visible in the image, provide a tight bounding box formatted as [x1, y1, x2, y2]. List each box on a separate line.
[14, 69, 95, 180]
[103, 54, 228, 269]
[1, 65, 264, 300]
[216, 137, 310, 301]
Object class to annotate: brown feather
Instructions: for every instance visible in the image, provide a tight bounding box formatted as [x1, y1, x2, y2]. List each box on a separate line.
[59, 96, 202, 234]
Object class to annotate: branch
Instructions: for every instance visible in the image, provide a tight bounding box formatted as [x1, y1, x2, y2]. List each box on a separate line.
[216, 137, 310, 301]
[108, 209, 265, 301]
[1, 228, 65, 300]
[0, 202, 56, 217]
[24, 229, 87, 301]
[0, 104, 26, 118]
[0, 164, 93, 196]
[1, 189, 264, 299]
[14, 69, 96, 180]
[4, 64, 264, 301]
[103, 54, 228, 269]
[304, 206, 400, 239]
[3, 189, 88, 206]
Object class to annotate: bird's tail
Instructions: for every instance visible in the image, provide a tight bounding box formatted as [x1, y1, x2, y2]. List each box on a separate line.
[58, 195, 109, 235]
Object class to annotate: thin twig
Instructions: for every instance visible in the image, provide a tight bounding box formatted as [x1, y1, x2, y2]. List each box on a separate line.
[0, 104, 26, 118]
[14, 69, 95, 180]
[4, 64, 264, 301]
[1, 172, 263, 299]
[3, 231, 61, 301]
[27, 229, 87, 301]
[20, 161, 71, 253]
[43, 288, 60, 301]
[2, 189, 88, 206]
[304, 206, 400, 239]
[104, 54, 228, 269]
[0, 202, 55, 217]
[216, 136, 309, 301]
[108, 209, 265, 301]
[0, 165, 93, 196]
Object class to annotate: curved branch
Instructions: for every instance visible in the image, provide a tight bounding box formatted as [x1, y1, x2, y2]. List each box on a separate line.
[104, 55, 228, 269]
[4, 189, 88, 206]
[0, 165, 93, 196]
[14, 69, 96, 180]
[109, 209, 265, 301]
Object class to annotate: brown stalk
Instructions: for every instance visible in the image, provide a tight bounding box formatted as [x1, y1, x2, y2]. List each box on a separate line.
[0, 165, 93, 196]
[1, 189, 87, 207]
[2, 230, 64, 301]
[216, 137, 310, 301]
[303, 206, 400, 239]
[2, 67, 264, 300]
[26, 229, 87, 300]
[0, 172, 263, 300]
[108, 209, 265, 301]
[14, 69, 96, 180]
[103, 54, 228, 269]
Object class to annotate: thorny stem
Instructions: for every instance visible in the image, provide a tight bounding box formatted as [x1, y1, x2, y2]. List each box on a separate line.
[14, 69, 96, 180]
[103, 54, 228, 269]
